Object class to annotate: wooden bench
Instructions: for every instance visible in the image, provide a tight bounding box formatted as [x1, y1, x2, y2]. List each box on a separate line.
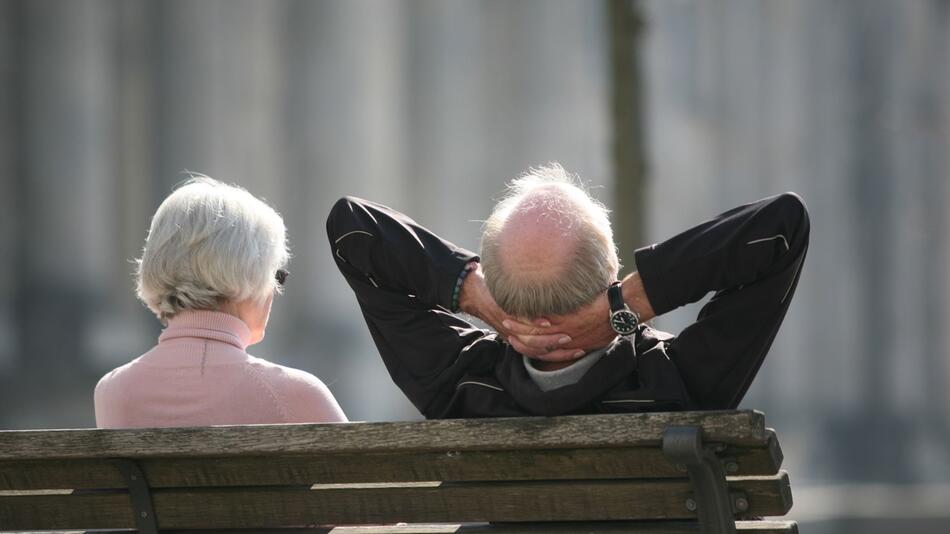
[0, 410, 795, 534]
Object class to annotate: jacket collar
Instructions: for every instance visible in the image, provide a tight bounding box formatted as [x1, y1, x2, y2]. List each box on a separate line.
[495, 325, 662, 415]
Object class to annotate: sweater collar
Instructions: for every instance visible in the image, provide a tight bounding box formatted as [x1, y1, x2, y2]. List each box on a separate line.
[496, 339, 637, 416]
[158, 309, 252, 350]
[522, 342, 613, 392]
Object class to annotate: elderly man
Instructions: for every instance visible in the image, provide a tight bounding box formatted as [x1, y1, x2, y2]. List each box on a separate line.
[327, 164, 808, 418]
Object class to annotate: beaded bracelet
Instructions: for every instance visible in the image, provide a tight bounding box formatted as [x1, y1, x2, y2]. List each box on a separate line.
[451, 261, 478, 312]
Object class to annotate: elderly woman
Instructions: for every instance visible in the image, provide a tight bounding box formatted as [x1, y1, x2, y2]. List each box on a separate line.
[94, 176, 347, 428]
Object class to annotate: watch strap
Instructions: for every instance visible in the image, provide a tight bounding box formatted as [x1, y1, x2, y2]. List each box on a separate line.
[607, 281, 626, 312]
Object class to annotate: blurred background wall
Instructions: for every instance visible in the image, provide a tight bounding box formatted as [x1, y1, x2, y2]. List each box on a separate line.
[1, 1, 948, 532]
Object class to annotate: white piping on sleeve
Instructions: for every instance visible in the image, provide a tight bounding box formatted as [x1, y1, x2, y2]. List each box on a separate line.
[334, 230, 379, 287]
[334, 230, 375, 244]
[456, 381, 505, 392]
[781, 253, 806, 303]
[747, 234, 805, 303]
[747, 234, 789, 250]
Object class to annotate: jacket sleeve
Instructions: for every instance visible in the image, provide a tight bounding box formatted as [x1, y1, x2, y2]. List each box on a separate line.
[633, 192, 810, 408]
[326, 196, 502, 417]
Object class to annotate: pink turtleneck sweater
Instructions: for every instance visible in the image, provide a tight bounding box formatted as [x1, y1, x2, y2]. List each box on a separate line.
[94, 310, 347, 428]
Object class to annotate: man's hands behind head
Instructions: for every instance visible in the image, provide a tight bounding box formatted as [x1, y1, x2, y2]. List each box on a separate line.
[461, 266, 656, 363]
[458, 263, 584, 362]
[503, 292, 613, 362]
[504, 272, 657, 362]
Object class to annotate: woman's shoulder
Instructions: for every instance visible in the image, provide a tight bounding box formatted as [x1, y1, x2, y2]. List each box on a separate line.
[93, 340, 176, 399]
[244, 355, 347, 422]
[244, 355, 329, 390]
[94, 356, 145, 393]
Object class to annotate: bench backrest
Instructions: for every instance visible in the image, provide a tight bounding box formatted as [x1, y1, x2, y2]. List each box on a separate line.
[0, 410, 793, 532]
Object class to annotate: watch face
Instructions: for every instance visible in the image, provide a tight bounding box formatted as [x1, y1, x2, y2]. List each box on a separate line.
[610, 309, 638, 335]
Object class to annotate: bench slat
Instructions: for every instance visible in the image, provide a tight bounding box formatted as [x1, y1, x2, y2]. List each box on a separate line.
[0, 412, 766, 460]
[0, 521, 799, 534]
[322, 521, 798, 534]
[0, 474, 792, 530]
[0, 439, 783, 490]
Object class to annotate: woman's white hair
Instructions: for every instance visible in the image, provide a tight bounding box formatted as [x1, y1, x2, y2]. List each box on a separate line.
[135, 175, 289, 321]
[480, 163, 620, 318]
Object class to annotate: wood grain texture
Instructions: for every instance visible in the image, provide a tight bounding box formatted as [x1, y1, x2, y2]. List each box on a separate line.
[0, 411, 766, 460]
[165, 521, 797, 534]
[0, 443, 782, 490]
[325, 521, 798, 533]
[0, 522, 798, 534]
[0, 475, 791, 530]
[0, 412, 789, 533]
[763, 430, 784, 472]
[0, 489, 134, 530]
[733, 473, 793, 518]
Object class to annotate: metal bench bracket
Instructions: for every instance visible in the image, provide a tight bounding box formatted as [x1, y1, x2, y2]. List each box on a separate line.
[112, 459, 159, 534]
[662, 425, 737, 534]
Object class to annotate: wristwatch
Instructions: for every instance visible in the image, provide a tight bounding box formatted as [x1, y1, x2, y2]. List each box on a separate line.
[607, 281, 640, 335]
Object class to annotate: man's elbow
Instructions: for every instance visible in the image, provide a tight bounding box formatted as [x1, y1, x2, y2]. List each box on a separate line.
[771, 191, 810, 249]
[775, 192, 808, 219]
[326, 196, 360, 242]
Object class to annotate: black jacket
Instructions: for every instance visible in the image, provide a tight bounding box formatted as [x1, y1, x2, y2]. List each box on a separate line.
[327, 193, 809, 419]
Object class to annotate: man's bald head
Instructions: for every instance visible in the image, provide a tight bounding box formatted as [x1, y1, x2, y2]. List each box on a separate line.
[495, 186, 582, 283]
[480, 164, 619, 318]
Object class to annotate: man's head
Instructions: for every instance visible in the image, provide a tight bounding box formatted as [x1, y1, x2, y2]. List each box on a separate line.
[480, 164, 619, 318]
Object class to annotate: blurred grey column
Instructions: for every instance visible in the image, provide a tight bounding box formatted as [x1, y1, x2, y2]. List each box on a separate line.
[609, 0, 648, 260]
[81, 0, 161, 371]
[282, 0, 409, 315]
[641, 0, 950, 484]
[0, 0, 23, 374]
[281, 0, 417, 421]
[403, 0, 487, 238]
[154, 0, 290, 202]
[15, 0, 120, 382]
[152, 0, 216, 192]
[890, 0, 950, 459]
[833, 0, 950, 482]
[840, 0, 906, 482]
[150, 0, 301, 358]
[402, 0, 611, 247]
[115, 0, 156, 283]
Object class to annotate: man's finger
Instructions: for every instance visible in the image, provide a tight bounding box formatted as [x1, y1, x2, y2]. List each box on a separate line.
[511, 333, 571, 349]
[502, 319, 560, 336]
[502, 319, 545, 335]
[509, 337, 585, 362]
[501, 319, 532, 334]
[508, 336, 548, 357]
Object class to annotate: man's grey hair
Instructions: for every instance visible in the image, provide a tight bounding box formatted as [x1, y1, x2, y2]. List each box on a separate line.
[480, 163, 620, 318]
[135, 175, 290, 321]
